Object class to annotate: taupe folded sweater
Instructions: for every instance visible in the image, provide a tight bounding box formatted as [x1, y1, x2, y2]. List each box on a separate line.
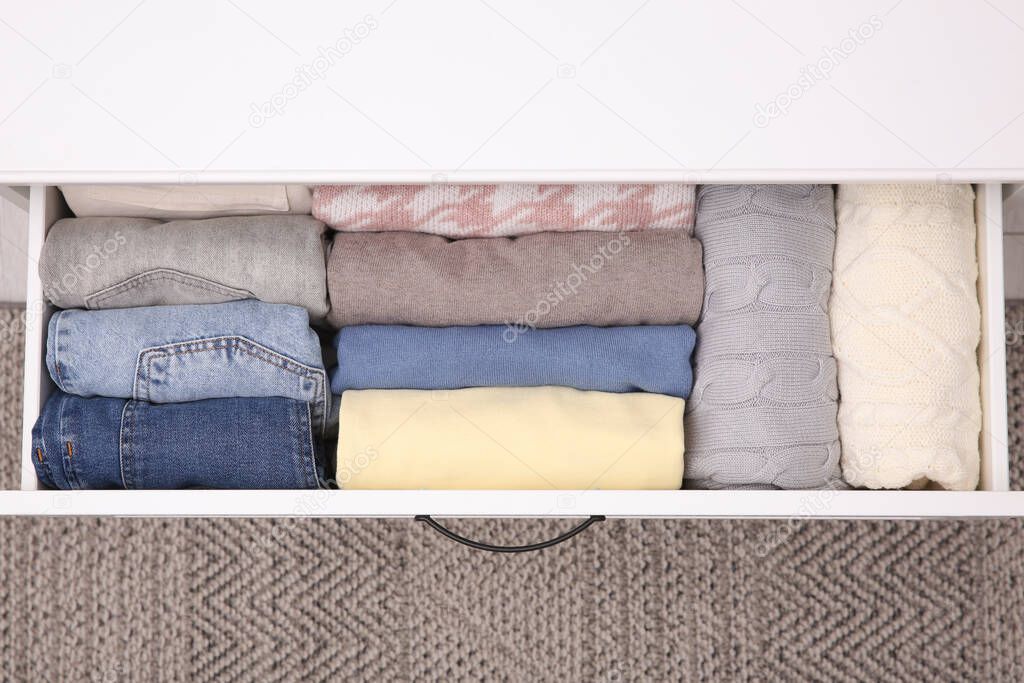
[326, 231, 703, 328]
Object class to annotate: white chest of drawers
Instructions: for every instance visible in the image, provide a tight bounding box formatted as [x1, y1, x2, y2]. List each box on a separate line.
[0, 1, 1021, 518]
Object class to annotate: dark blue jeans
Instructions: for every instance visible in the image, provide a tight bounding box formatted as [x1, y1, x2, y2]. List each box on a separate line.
[32, 392, 322, 489]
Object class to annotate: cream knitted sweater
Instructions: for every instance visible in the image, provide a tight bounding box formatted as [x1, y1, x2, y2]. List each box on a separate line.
[830, 184, 981, 490]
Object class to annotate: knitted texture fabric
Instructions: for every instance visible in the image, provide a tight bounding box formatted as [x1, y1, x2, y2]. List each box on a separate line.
[331, 324, 696, 397]
[1008, 301, 1024, 490]
[326, 230, 703, 328]
[685, 185, 841, 489]
[336, 387, 685, 489]
[6, 515, 1024, 681]
[313, 184, 695, 237]
[831, 184, 981, 490]
[0, 308, 24, 491]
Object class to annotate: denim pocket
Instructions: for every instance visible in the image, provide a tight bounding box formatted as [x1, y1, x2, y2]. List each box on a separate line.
[84, 268, 254, 309]
[133, 336, 329, 435]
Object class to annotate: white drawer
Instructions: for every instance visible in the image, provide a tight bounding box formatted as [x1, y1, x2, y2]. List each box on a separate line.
[0, 182, 1018, 518]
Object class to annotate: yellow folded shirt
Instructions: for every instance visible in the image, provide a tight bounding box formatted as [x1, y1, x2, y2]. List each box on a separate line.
[336, 386, 685, 489]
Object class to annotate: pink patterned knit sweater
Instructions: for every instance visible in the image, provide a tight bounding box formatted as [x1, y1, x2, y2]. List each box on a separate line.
[313, 184, 696, 237]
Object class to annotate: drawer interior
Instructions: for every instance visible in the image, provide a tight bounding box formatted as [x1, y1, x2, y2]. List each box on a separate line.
[11, 183, 1016, 517]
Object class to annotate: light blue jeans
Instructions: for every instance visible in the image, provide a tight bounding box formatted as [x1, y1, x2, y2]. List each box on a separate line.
[46, 300, 330, 435]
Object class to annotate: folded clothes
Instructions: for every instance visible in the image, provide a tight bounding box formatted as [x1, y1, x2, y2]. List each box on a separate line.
[326, 231, 703, 328]
[684, 185, 841, 489]
[831, 184, 981, 490]
[32, 392, 322, 490]
[39, 215, 329, 318]
[313, 184, 695, 237]
[332, 324, 695, 397]
[60, 184, 312, 219]
[335, 387, 685, 489]
[46, 300, 329, 435]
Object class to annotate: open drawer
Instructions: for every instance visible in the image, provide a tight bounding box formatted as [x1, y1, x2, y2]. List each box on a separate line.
[0, 182, 1019, 519]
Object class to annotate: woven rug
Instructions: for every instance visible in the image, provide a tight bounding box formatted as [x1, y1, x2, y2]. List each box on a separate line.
[2, 305, 1023, 682]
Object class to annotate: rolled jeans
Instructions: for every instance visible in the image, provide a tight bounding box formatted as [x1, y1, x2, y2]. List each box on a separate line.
[39, 214, 329, 319]
[31, 392, 322, 489]
[46, 300, 330, 435]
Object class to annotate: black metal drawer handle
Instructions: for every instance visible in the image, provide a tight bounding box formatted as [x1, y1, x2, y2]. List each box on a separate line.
[414, 515, 605, 553]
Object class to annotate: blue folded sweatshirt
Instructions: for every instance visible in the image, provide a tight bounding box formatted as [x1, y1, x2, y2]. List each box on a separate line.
[331, 324, 695, 397]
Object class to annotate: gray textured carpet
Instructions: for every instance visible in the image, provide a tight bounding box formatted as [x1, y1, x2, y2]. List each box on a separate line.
[2, 305, 1024, 682]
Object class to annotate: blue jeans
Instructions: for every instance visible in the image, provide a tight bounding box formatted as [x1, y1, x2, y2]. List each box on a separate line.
[46, 300, 330, 435]
[32, 392, 322, 489]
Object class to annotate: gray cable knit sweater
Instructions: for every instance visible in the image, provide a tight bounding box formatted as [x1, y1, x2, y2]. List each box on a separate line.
[684, 185, 842, 489]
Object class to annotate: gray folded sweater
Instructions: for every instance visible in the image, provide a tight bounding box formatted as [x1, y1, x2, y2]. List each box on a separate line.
[684, 185, 842, 489]
[39, 215, 329, 319]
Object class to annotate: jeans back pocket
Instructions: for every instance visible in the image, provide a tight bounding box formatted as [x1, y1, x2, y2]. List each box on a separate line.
[134, 336, 329, 435]
[84, 268, 255, 309]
